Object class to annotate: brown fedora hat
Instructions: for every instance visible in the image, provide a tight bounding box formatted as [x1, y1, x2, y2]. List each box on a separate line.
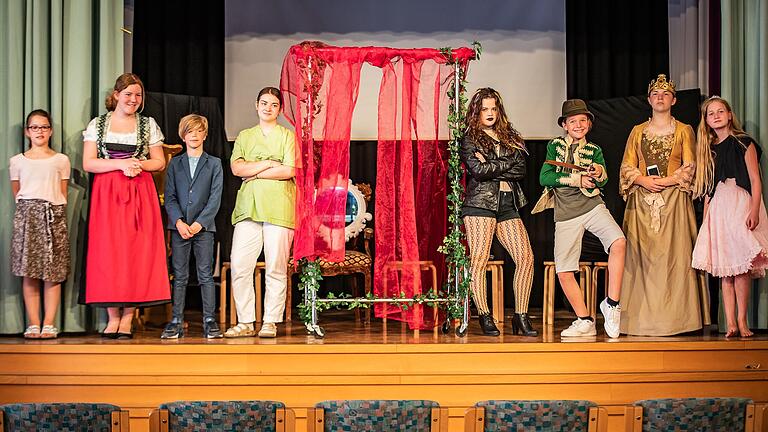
[557, 99, 595, 127]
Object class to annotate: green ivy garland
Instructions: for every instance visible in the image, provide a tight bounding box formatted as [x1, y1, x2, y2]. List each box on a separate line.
[296, 43, 481, 329]
[438, 42, 481, 320]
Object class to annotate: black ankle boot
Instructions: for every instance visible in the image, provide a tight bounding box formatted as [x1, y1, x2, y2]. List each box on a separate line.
[479, 313, 501, 336]
[511, 313, 538, 337]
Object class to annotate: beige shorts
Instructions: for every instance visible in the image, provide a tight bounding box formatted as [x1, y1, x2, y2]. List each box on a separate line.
[554, 204, 625, 273]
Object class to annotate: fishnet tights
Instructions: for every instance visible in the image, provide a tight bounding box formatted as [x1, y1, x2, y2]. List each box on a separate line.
[464, 216, 534, 314]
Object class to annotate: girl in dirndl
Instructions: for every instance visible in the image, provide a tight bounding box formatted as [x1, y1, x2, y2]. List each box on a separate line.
[10, 109, 71, 339]
[82, 73, 170, 339]
[692, 96, 768, 338]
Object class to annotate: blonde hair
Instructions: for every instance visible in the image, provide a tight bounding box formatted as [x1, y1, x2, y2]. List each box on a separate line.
[105, 73, 145, 112]
[178, 114, 209, 139]
[692, 96, 748, 198]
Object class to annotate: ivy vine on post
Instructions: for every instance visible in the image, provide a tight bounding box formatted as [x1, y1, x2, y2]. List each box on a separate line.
[438, 42, 481, 322]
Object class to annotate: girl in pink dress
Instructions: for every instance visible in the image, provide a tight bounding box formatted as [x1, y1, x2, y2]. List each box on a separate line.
[692, 96, 768, 338]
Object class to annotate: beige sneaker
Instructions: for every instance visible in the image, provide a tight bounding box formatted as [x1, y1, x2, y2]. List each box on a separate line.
[258, 322, 277, 338]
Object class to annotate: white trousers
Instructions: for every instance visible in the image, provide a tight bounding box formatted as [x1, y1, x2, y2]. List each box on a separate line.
[230, 220, 294, 323]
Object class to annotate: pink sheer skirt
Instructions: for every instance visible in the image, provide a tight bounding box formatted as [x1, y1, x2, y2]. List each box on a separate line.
[692, 179, 768, 277]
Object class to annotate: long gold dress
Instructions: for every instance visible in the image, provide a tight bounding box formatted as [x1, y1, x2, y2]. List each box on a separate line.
[619, 120, 709, 336]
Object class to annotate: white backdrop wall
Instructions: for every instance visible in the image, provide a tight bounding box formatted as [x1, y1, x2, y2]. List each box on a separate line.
[225, 0, 566, 140]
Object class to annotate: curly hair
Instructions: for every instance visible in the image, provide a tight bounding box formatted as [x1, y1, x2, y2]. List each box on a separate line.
[465, 87, 525, 152]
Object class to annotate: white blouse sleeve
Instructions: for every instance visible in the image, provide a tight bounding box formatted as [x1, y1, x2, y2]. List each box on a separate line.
[9, 155, 20, 181]
[82, 118, 99, 142]
[58, 154, 71, 180]
[148, 117, 165, 146]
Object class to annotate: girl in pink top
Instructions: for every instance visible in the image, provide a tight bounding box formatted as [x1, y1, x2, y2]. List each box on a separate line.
[9, 109, 71, 339]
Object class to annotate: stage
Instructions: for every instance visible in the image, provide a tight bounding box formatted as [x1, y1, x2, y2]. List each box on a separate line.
[1, 311, 767, 431]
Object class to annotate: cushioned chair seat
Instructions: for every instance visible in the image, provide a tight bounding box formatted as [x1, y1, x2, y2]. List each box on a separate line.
[633, 397, 753, 432]
[469, 400, 600, 432]
[155, 400, 286, 431]
[310, 399, 445, 431]
[0, 402, 126, 432]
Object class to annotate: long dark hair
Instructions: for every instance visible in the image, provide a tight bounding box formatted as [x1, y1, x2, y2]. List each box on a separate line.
[465, 87, 525, 152]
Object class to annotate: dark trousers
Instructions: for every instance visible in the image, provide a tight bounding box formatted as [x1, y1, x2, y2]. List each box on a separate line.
[170, 230, 216, 321]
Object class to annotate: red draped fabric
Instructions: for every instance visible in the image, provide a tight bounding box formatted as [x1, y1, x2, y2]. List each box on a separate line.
[280, 42, 474, 328]
[281, 43, 367, 262]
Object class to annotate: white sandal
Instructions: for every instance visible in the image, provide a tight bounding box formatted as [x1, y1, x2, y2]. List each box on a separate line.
[40, 325, 59, 339]
[258, 322, 277, 338]
[23, 325, 41, 339]
[223, 323, 256, 338]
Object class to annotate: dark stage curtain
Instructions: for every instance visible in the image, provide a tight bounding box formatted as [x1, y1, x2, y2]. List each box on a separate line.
[132, 0, 224, 112]
[566, 0, 670, 100]
[133, 0, 230, 260]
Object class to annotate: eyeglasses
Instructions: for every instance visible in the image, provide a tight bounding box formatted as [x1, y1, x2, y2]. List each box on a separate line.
[27, 125, 51, 132]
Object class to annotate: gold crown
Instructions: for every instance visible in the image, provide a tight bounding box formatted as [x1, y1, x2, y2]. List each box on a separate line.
[647, 74, 676, 95]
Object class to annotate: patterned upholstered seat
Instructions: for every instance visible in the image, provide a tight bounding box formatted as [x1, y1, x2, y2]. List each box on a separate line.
[0, 402, 127, 432]
[631, 398, 753, 432]
[316, 251, 372, 272]
[465, 400, 602, 432]
[150, 400, 293, 432]
[309, 400, 446, 431]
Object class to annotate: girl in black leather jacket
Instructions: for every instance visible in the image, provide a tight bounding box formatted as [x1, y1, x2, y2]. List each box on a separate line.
[460, 88, 536, 337]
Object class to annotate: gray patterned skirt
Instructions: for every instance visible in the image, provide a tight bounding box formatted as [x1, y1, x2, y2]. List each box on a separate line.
[11, 199, 70, 283]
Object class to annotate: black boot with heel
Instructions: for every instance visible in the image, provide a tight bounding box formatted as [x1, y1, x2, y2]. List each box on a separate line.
[511, 313, 538, 337]
[479, 313, 501, 336]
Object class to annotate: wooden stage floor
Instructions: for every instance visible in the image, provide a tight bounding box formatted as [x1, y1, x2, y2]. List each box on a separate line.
[1, 310, 767, 431]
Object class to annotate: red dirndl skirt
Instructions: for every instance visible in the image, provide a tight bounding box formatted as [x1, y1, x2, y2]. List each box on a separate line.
[85, 171, 170, 306]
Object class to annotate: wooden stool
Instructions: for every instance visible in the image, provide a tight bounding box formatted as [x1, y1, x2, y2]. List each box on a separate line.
[542, 261, 593, 327]
[220, 262, 292, 326]
[485, 260, 505, 324]
[591, 261, 608, 319]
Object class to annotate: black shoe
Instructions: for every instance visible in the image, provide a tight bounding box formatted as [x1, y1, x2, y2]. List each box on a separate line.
[203, 319, 223, 339]
[101, 331, 118, 339]
[160, 321, 184, 339]
[479, 313, 501, 336]
[116, 332, 133, 340]
[511, 313, 538, 337]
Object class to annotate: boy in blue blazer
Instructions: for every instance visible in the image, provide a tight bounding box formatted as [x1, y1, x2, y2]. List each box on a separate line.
[161, 114, 224, 338]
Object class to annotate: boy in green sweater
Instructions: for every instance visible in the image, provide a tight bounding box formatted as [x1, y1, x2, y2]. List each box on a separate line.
[532, 99, 626, 338]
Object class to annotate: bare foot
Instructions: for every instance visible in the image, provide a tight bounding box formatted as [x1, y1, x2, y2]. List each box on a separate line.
[725, 325, 739, 338]
[103, 321, 120, 333]
[738, 322, 754, 338]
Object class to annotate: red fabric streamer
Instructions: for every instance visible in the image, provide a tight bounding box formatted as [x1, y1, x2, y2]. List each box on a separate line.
[280, 42, 474, 328]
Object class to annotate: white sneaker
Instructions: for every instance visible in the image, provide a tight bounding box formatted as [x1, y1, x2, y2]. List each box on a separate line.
[258, 322, 277, 338]
[560, 318, 597, 337]
[600, 298, 621, 339]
